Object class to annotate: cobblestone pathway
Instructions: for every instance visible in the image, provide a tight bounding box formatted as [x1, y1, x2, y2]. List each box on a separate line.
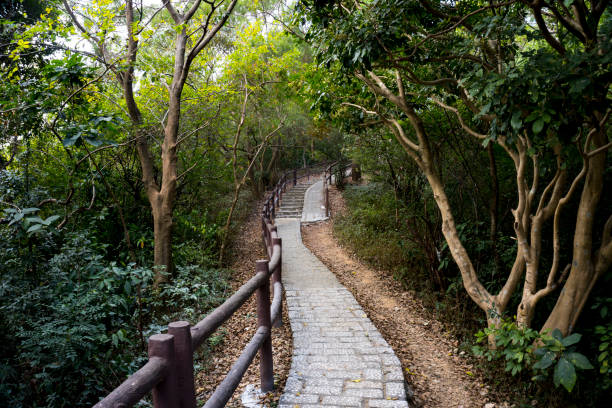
[276, 217, 409, 408]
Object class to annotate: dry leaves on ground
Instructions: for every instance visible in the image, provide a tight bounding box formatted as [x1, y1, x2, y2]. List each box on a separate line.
[301, 185, 496, 408]
[194, 199, 293, 407]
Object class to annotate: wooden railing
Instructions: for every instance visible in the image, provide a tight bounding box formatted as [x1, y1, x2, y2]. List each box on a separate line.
[262, 163, 330, 220]
[93, 163, 328, 408]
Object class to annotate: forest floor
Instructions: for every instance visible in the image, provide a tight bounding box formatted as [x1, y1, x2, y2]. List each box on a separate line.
[300, 184, 507, 408]
[194, 198, 293, 407]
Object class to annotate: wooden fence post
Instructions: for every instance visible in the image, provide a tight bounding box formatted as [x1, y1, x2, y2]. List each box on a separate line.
[271, 237, 282, 328]
[269, 226, 278, 258]
[149, 334, 179, 408]
[168, 321, 196, 408]
[255, 260, 274, 393]
[325, 185, 330, 218]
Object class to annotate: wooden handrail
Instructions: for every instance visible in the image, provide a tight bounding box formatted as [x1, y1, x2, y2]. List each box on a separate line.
[93, 357, 168, 408]
[202, 326, 270, 408]
[190, 270, 269, 349]
[93, 162, 331, 408]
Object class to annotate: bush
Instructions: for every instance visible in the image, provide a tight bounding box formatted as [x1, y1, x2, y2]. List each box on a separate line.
[1, 231, 142, 406]
[0, 221, 230, 406]
[473, 319, 593, 393]
[334, 183, 431, 287]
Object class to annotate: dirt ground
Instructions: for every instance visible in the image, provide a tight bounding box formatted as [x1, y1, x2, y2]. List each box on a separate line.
[300, 185, 500, 408]
[194, 200, 292, 407]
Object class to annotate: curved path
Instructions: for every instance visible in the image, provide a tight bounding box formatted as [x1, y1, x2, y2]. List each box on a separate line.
[276, 181, 409, 408]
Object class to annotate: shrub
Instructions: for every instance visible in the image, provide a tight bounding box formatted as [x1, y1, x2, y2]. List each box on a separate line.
[0, 222, 231, 406]
[473, 319, 593, 393]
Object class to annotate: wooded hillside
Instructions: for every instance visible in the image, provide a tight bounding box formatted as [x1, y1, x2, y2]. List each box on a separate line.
[1, 0, 610, 406]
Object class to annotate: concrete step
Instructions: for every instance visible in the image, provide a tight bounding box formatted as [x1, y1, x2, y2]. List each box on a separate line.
[277, 211, 302, 217]
[271, 181, 314, 219]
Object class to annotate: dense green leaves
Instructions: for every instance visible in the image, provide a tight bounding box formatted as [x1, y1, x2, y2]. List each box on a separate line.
[473, 319, 594, 392]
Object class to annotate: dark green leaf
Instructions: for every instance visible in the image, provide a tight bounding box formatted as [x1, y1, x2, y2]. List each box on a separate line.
[62, 134, 81, 147]
[532, 118, 544, 134]
[511, 111, 522, 130]
[554, 357, 576, 392]
[561, 333, 581, 347]
[42, 215, 60, 225]
[533, 351, 555, 370]
[569, 77, 590, 94]
[565, 352, 593, 370]
[26, 224, 43, 233]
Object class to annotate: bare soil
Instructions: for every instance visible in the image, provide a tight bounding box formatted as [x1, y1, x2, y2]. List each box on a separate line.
[194, 199, 292, 407]
[301, 185, 497, 408]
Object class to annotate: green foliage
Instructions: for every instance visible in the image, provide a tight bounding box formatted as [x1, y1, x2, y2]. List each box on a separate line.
[594, 323, 612, 389]
[591, 297, 612, 390]
[0, 217, 232, 406]
[473, 320, 593, 393]
[473, 320, 541, 376]
[0, 227, 145, 406]
[533, 329, 593, 392]
[0, 168, 232, 406]
[334, 163, 346, 190]
[334, 184, 417, 272]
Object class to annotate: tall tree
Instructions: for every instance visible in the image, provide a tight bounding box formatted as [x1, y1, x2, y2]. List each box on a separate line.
[60, 0, 238, 283]
[298, 0, 611, 335]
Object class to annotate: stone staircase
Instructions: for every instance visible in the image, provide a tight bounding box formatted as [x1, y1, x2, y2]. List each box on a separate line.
[275, 183, 312, 218]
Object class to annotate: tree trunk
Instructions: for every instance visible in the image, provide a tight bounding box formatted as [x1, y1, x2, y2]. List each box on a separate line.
[422, 163, 499, 318]
[152, 194, 174, 284]
[516, 292, 537, 328]
[541, 130, 607, 335]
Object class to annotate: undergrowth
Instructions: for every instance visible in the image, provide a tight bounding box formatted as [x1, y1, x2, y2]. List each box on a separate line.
[0, 173, 259, 406]
[333, 182, 610, 407]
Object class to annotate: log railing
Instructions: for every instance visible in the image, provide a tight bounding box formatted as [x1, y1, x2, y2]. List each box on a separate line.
[93, 163, 328, 408]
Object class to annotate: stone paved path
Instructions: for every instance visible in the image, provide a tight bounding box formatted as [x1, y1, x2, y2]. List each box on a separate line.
[301, 180, 327, 223]
[276, 216, 409, 408]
